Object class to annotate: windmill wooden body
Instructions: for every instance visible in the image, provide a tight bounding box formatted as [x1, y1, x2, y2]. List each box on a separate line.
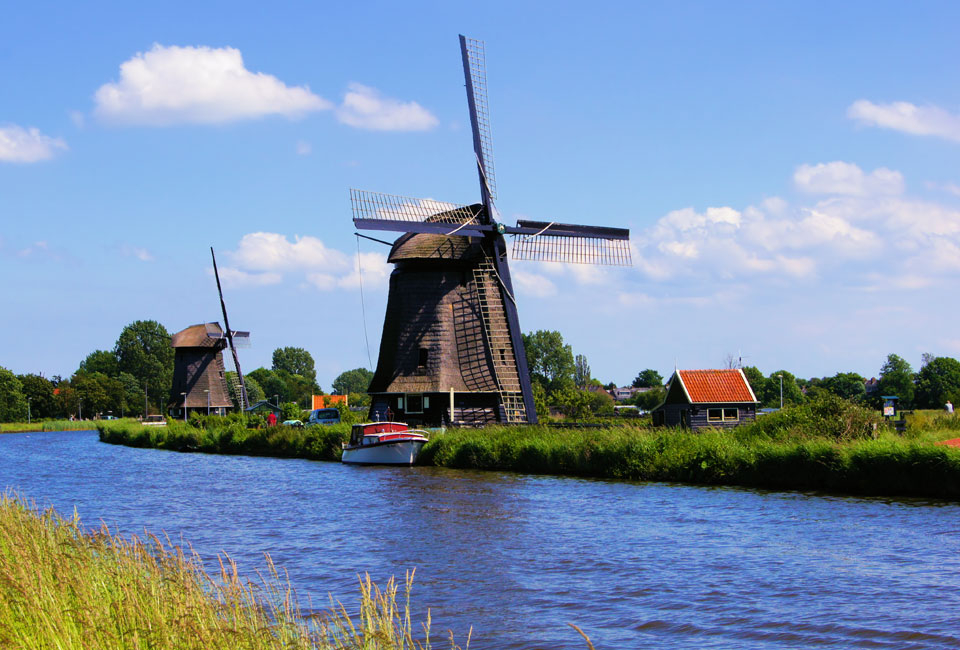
[167, 248, 250, 415]
[354, 36, 631, 426]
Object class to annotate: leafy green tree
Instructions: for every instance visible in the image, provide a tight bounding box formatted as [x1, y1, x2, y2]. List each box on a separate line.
[17, 374, 56, 419]
[117, 372, 142, 417]
[820, 372, 866, 402]
[347, 392, 371, 408]
[522, 330, 575, 394]
[741, 366, 767, 401]
[114, 320, 174, 412]
[632, 369, 664, 388]
[585, 388, 615, 415]
[225, 372, 264, 407]
[279, 370, 320, 408]
[876, 354, 915, 408]
[761, 370, 805, 408]
[915, 356, 960, 409]
[632, 387, 666, 410]
[77, 350, 118, 377]
[272, 347, 317, 385]
[248, 368, 288, 403]
[332, 368, 374, 395]
[71, 372, 126, 418]
[0, 367, 28, 422]
[573, 355, 591, 389]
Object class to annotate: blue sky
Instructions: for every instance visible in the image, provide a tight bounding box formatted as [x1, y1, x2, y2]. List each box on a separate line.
[3, 1, 960, 387]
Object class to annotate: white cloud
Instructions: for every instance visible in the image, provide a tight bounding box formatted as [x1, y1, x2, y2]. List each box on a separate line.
[925, 181, 960, 197]
[793, 161, 904, 196]
[225, 232, 390, 292]
[513, 270, 558, 298]
[848, 100, 960, 143]
[631, 163, 960, 293]
[337, 251, 392, 289]
[94, 44, 331, 125]
[336, 83, 439, 131]
[120, 244, 154, 261]
[215, 267, 283, 288]
[230, 232, 348, 272]
[296, 140, 312, 156]
[0, 125, 67, 163]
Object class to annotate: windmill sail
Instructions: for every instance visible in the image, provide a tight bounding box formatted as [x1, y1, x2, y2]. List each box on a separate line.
[509, 220, 633, 266]
[211, 247, 249, 410]
[460, 35, 497, 204]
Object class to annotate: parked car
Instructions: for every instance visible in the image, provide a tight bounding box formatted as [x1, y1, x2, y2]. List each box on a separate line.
[143, 415, 167, 427]
[305, 408, 341, 426]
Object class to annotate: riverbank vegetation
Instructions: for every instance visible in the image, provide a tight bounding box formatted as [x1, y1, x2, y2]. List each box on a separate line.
[0, 419, 121, 434]
[0, 494, 473, 649]
[97, 396, 960, 499]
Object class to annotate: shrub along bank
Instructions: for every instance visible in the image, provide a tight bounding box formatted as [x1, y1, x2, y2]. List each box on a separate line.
[96, 396, 960, 499]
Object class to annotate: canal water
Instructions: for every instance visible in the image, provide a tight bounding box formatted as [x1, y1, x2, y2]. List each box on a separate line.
[2, 430, 959, 649]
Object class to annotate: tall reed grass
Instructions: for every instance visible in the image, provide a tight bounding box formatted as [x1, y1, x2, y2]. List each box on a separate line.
[0, 494, 468, 649]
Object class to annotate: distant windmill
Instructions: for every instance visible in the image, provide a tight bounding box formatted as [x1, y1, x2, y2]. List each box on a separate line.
[167, 249, 250, 416]
[352, 36, 631, 426]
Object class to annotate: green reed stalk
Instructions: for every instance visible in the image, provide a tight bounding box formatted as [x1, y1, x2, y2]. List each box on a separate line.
[0, 494, 470, 650]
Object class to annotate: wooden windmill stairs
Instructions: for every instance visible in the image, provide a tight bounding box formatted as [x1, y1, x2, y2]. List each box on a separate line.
[351, 35, 632, 426]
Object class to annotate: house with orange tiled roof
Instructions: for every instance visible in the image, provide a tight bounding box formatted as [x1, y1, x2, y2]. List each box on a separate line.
[651, 369, 759, 430]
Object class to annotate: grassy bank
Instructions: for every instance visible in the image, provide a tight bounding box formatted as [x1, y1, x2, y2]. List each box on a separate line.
[0, 418, 125, 433]
[0, 494, 472, 649]
[99, 417, 351, 460]
[96, 398, 960, 499]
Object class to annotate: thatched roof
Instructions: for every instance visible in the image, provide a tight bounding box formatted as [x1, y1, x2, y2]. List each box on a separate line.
[171, 323, 227, 349]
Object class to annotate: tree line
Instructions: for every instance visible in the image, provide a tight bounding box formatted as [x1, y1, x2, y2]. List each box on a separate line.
[0, 319, 377, 422]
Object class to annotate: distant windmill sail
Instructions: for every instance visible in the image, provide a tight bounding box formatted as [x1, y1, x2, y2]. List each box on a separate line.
[211, 247, 249, 409]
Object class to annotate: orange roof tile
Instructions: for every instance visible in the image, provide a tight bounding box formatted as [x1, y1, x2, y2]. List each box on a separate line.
[677, 369, 757, 403]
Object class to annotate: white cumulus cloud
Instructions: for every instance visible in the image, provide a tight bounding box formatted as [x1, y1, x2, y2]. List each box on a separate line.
[230, 232, 348, 272]
[94, 44, 331, 125]
[0, 125, 67, 163]
[793, 161, 904, 196]
[215, 267, 283, 288]
[336, 83, 439, 131]
[512, 270, 558, 298]
[848, 100, 960, 143]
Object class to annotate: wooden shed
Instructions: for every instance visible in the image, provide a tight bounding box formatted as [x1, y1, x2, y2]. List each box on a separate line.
[651, 369, 758, 430]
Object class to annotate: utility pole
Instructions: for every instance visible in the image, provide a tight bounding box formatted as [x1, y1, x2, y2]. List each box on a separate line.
[778, 374, 783, 409]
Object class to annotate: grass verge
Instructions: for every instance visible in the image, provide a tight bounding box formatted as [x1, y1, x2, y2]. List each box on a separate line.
[0, 493, 470, 649]
[95, 397, 960, 499]
[0, 419, 120, 434]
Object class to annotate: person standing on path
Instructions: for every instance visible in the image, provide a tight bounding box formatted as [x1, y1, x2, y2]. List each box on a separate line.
[947, 401, 954, 414]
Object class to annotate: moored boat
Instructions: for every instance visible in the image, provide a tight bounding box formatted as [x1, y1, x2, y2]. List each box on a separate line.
[341, 422, 428, 465]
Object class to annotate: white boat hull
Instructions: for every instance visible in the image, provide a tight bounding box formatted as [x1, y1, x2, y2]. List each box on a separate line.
[341, 439, 426, 465]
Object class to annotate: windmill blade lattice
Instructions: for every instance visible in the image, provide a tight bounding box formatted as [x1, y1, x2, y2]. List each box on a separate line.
[460, 36, 497, 201]
[351, 189, 482, 226]
[511, 221, 633, 266]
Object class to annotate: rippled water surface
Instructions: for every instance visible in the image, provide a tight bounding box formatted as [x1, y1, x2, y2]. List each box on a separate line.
[3, 430, 960, 649]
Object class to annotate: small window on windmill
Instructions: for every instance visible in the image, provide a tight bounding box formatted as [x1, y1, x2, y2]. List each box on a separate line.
[499, 348, 507, 365]
[418, 348, 429, 372]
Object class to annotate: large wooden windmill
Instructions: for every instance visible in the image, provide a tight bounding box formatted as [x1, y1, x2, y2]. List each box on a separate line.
[167, 248, 250, 416]
[354, 36, 631, 426]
